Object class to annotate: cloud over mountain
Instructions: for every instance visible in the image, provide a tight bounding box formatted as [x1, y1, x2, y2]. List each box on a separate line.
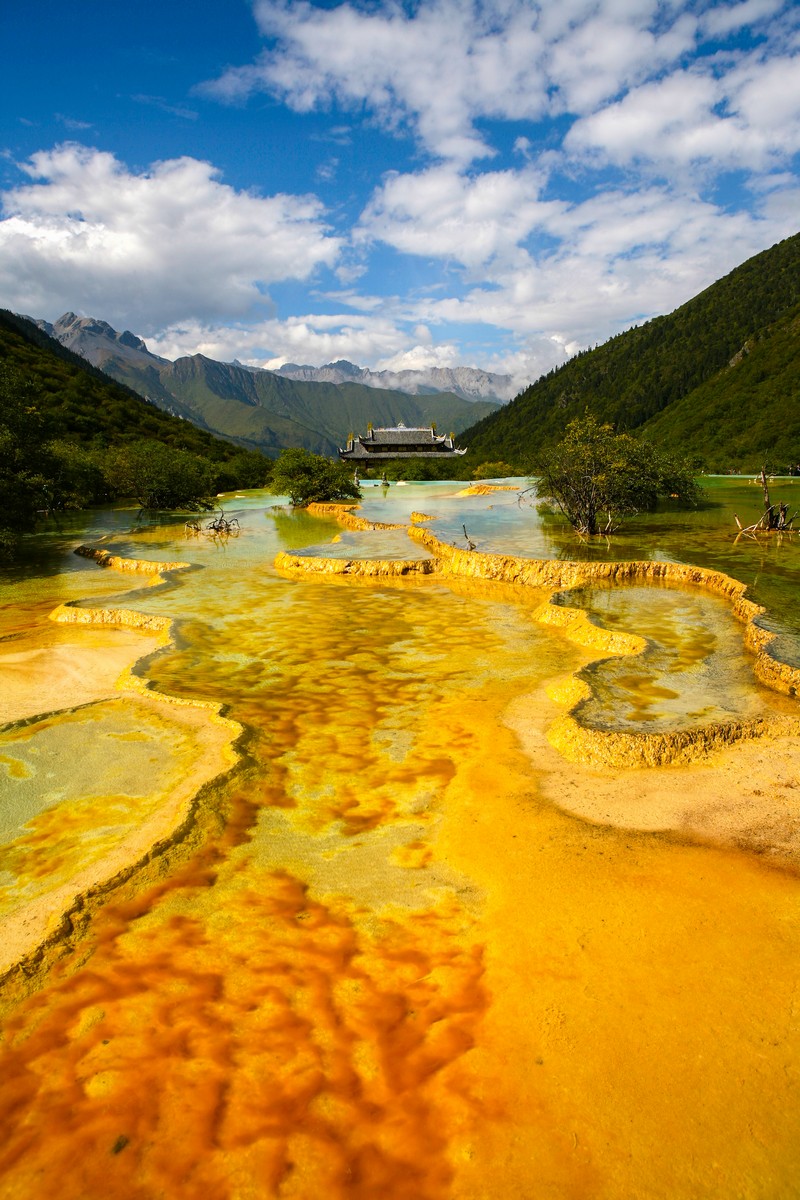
[0, 144, 341, 333]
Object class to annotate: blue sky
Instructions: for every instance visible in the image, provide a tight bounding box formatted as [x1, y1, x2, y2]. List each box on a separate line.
[2, 0, 799, 389]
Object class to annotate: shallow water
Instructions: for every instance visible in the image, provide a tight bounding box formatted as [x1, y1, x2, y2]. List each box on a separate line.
[560, 580, 800, 731]
[1, 481, 800, 1199]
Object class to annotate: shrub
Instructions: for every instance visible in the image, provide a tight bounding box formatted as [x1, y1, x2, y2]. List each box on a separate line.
[472, 460, 517, 479]
[103, 440, 216, 510]
[535, 414, 699, 535]
[269, 447, 361, 507]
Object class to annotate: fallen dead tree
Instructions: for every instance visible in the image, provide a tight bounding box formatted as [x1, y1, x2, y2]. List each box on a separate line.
[185, 510, 240, 536]
[734, 467, 797, 539]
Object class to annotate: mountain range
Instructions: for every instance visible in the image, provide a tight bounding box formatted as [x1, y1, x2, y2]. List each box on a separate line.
[0, 308, 261, 470]
[270, 358, 517, 403]
[30, 313, 503, 457]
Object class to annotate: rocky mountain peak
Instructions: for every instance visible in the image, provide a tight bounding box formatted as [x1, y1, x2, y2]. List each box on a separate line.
[53, 312, 123, 341]
[45, 312, 162, 364]
[33, 309, 517, 404]
[118, 329, 147, 351]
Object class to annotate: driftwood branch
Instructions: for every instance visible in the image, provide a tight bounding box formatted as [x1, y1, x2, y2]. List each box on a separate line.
[734, 468, 797, 538]
[186, 509, 241, 537]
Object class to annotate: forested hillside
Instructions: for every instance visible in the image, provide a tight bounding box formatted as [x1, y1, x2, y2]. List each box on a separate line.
[0, 311, 272, 552]
[463, 232, 800, 472]
[642, 304, 800, 471]
[0, 310, 257, 466]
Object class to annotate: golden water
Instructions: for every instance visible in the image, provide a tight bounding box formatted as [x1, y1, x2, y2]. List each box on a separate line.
[1, 486, 800, 1199]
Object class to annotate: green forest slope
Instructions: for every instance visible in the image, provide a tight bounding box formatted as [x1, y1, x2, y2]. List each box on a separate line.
[0, 310, 256, 467]
[643, 304, 800, 471]
[462, 232, 800, 473]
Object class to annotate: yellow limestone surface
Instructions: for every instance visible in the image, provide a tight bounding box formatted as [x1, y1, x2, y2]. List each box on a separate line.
[1, 519, 800, 1199]
[0, 622, 163, 725]
[0, 548, 242, 989]
[454, 484, 521, 496]
[0, 695, 240, 975]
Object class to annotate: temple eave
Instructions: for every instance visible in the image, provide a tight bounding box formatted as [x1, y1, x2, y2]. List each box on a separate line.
[338, 423, 467, 460]
[339, 448, 467, 460]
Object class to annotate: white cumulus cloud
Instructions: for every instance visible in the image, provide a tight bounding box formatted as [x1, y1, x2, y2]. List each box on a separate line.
[206, 0, 551, 163]
[357, 165, 561, 270]
[147, 311, 414, 368]
[204, 0, 722, 165]
[566, 49, 800, 172]
[385, 180, 798, 354]
[700, 0, 785, 38]
[376, 342, 461, 372]
[0, 144, 341, 332]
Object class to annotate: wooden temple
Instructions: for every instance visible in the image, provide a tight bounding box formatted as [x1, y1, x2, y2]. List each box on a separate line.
[339, 424, 467, 461]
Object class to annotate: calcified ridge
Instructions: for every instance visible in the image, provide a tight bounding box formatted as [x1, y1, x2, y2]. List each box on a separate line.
[48, 545, 191, 632]
[0, 547, 244, 996]
[74, 544, 191, 575]
[275, 507, 800, 768]
[13, 516, 798, 982]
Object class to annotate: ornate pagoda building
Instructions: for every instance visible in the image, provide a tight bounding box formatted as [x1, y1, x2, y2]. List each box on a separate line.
[339, 424, 467, 462]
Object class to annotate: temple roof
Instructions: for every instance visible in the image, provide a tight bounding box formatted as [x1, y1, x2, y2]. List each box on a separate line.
[339, 424, 467, 460]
